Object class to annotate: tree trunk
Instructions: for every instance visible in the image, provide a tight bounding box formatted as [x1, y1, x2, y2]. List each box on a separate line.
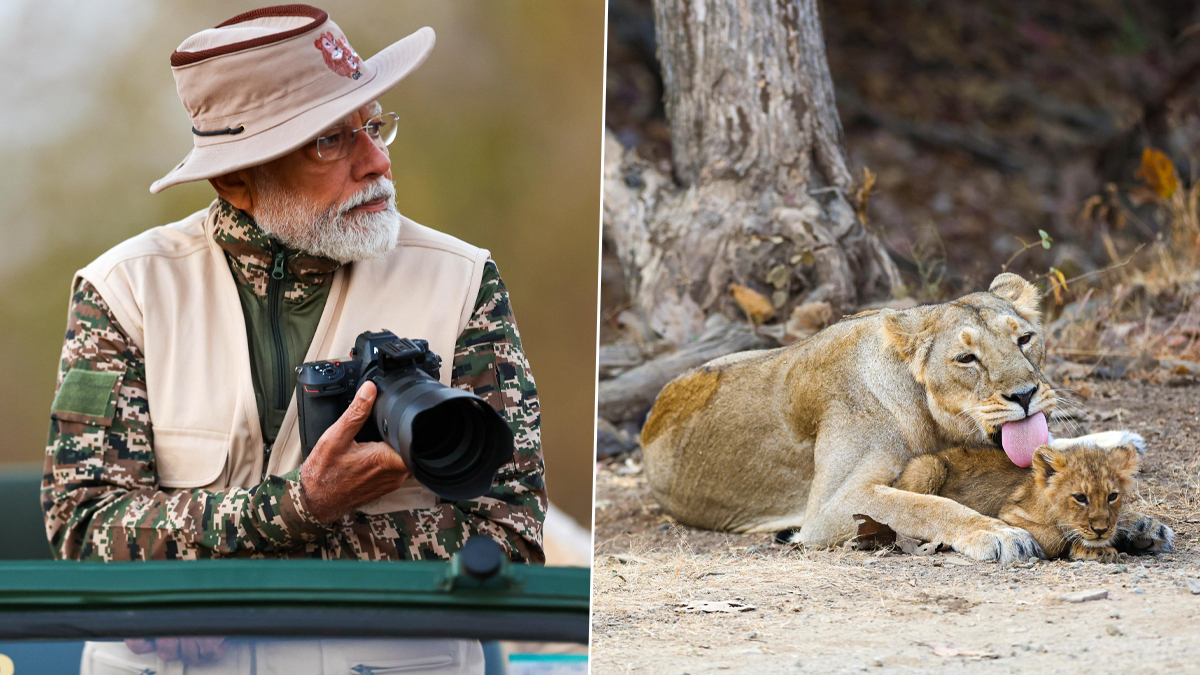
[605, 0, 901, 347]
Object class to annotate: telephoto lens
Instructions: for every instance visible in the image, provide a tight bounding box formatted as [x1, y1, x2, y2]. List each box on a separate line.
[296, 331, 514, 501]
[368, 339, 514, 500]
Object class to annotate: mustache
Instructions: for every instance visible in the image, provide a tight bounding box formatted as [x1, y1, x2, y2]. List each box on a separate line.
[338, 178, 396, 214]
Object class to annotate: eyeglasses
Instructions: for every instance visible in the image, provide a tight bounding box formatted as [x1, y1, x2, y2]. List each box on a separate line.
[313, 112, 399, 161]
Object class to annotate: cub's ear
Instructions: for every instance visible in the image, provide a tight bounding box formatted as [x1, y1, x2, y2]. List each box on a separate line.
[881, 309, 927, 362]
[1032, 445, 1063, 483]
[989, 273, 1042, 327]
[1111, 444, 1140, 476]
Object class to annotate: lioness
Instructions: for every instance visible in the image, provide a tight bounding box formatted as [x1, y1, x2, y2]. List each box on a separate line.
[895, 439, 1175, 562]
[641, 273, 1143, 561]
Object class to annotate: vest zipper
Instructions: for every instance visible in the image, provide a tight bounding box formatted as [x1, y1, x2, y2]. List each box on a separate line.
[268, 247, 289, 411]
[264, 245, 290, 479]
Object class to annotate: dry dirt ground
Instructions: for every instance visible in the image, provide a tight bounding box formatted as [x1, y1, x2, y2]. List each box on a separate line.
[590, 379, 1200, 674]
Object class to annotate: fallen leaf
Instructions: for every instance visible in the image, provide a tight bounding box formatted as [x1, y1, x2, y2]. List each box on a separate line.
[676, 600, 756, 614]
[939, 554, 976, 566]
[785, 301, 833, 340]
[765, 264, 791, 290]
[855, 166, 877, 226]
[730, 284, 775, 324]
[1097, 408, 1132, 422]
[849, 514, 896, 550]
[609, 554, 651, 564]
[1136, 147, 1179, 199]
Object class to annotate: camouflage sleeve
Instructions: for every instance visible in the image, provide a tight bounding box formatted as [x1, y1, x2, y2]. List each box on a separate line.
[41, 280, 331, 561]
[381, 261, 548, 563]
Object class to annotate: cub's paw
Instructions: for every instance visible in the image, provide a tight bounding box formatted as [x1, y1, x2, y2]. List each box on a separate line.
[953, 522, 1044, 562]
[1070, 541, 1120, 564]
[1115, 514, 1175, 554]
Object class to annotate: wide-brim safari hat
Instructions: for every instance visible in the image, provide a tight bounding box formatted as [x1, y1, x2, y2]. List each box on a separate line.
[151, 4, 433, 194]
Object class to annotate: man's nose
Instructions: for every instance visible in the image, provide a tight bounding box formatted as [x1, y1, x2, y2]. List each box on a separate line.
[350, 128, 392, 181]
[1003, 385, 1038, 415]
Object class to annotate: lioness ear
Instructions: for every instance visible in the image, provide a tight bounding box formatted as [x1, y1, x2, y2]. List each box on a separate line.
[1032, 445, 1060, 483]
[881, 309, 925, 361]
[989, 273, 1042, 327]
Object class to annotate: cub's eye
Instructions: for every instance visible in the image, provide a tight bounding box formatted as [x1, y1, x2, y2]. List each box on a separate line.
[1072, 493, 1088, 505]
[1017, 333, 1034, 346]
[956, 353, 977, 364]
[1108, 492, 1119, 502]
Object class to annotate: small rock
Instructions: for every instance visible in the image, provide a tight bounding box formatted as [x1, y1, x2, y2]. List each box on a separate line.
[1133, 588, 1145, 594]
[1107, 625, 1123, 636]
[1062, 589, 1108, 603]
[1186, 578, 1200, 595]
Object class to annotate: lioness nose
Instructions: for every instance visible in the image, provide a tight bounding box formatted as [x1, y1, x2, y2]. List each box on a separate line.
[1093, 526, 1109, 536]
[1003, 385, 1038, 414]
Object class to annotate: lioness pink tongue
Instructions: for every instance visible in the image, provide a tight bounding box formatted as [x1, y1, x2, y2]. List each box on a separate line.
[1000, 411, 1048, 467]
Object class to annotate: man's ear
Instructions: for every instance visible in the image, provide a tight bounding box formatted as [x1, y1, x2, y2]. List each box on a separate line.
[208, 169, 256, 215]
[1032, 445, 1061, 484]
[989, 273, 1041, 327]
[881, 309, 927, 362]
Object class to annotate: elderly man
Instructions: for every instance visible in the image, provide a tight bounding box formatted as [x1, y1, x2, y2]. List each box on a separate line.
[41, 5, 545, 673]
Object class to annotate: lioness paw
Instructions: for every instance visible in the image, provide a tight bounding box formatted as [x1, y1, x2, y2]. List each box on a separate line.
[1051, 431, 1145, 454]
[1115, 514, 1175, 554]
[953, 524, 1043, 562]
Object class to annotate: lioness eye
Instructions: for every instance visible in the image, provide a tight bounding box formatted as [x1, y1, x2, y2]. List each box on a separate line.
[1108, 492, 1119, 502]
[1072, 493, 1088, 505]
[956, 353, 977, 364]
[1018, 333, 1033, 346]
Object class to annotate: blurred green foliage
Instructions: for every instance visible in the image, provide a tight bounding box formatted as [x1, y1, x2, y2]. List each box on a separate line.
[0, 1, 603, 525]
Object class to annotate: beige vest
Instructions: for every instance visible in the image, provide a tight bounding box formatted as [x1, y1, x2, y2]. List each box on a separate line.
[75, 203, 489, 513]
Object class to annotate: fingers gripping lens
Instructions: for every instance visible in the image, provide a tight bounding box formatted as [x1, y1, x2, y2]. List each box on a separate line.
[296, 331, 514, 501]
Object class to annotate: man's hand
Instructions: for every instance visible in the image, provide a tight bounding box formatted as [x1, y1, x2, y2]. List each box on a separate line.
[300, 380, 412, 523]
[126, 637, 226, 665]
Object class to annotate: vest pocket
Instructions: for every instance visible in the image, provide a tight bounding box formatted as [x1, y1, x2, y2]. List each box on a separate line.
[153, 428, 230, 489]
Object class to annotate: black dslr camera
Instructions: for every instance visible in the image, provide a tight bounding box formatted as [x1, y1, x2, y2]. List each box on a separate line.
[296, 330, 514, 501]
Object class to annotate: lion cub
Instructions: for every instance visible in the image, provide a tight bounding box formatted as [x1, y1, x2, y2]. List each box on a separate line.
[895, 441, 1145, 563]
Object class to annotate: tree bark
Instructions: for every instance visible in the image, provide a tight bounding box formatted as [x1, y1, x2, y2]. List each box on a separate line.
[605, 0, 901, 347]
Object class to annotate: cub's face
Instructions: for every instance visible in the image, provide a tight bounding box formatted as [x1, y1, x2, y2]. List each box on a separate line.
[1033, 443, 1139, 547]
[884, 273, 1056, 445]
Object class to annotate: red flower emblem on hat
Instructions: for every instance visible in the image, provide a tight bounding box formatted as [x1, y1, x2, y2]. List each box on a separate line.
[314, 31, 362, 80]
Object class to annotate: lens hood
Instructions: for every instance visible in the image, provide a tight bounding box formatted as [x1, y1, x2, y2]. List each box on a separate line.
[369, 370, 515, 501]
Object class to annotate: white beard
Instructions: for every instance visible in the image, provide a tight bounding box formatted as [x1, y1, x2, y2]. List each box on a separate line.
[251, 174, 401, 263]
